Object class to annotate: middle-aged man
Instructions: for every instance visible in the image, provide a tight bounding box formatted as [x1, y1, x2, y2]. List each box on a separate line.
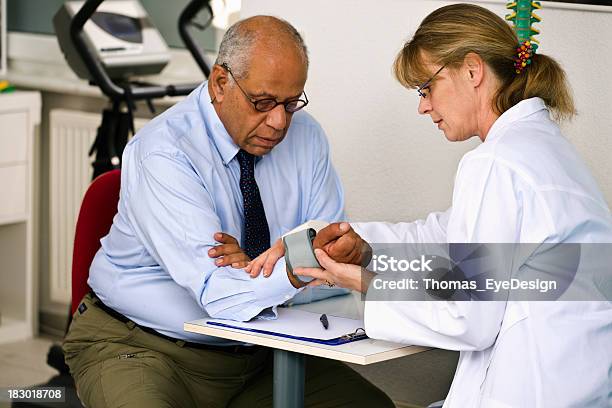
[63, 15, 393, 408]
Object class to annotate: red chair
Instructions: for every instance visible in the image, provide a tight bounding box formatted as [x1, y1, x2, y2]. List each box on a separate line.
[70, 169, 121, 315]
[38, 171, 121, 405]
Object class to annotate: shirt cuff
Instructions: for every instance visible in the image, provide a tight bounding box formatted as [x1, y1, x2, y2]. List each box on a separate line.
[199, 257, 301, 322]
[240, 258, 301, 321]
[252, 257, 300, 305]
[285, 286, 350, 305]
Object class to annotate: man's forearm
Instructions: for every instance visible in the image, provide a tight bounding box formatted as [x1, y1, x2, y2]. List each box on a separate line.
[201, 260, 299, 321]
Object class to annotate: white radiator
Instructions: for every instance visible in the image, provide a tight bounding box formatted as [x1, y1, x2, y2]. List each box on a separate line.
[48, 109, 148, 303]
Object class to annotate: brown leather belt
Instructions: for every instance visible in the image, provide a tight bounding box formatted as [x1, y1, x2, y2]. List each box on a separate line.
[87, 291, 261, 354]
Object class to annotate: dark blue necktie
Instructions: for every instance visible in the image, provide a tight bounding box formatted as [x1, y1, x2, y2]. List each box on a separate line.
[236, 149, 271, 259]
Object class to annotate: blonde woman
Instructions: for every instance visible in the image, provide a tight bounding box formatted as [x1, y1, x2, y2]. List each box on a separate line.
[249, 4, 612, 407]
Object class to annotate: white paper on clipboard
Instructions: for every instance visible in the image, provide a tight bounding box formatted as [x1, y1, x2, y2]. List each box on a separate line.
[207, 307, 363, 342]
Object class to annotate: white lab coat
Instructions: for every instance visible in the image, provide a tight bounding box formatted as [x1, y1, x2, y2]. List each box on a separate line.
[353, 98, 612, 407]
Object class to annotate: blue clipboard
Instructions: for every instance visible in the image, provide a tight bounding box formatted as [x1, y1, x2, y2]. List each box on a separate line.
[206, 321, 368, 346]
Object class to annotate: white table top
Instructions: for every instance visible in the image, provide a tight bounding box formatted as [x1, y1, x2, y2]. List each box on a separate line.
[184, 293, 429, 365]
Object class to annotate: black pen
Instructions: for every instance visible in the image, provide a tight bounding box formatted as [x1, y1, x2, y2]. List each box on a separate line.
[320, 313, 329, 330]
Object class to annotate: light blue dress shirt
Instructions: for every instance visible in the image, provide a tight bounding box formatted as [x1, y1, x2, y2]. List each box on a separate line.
[88, 82, 347, 343]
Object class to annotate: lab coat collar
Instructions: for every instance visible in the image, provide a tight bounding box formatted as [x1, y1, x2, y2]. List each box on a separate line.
[199, 81, 241, 166]
[484, 97, 548, 143]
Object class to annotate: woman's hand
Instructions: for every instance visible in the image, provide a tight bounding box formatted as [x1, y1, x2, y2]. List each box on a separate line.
[294, 249, 375, 293]
[244, 239, 285, 278]
[207, 232, 251, 268]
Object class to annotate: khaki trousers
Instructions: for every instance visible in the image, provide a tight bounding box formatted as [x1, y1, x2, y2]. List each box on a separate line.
[64, 293, 394, 408]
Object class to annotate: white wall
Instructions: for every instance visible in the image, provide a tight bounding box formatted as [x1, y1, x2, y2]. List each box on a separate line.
[241, 0, 612, 223]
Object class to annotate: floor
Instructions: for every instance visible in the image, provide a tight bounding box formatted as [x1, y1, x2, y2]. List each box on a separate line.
[0, 336, 60, 389]
[0, 336, 455, 408]
[1, 336, 65, 407]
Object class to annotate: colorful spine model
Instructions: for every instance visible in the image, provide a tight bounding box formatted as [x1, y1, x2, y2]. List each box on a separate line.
[505, 0, 542, 49]
[506, 1, 542, 73]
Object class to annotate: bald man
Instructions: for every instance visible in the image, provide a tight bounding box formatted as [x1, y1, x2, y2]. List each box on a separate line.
[63, 16, 393, 408]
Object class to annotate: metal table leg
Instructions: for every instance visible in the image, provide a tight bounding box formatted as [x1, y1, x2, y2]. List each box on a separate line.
[273, 349, 305, 408]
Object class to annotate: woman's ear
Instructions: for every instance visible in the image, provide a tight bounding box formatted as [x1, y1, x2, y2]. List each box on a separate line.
[210, 64, 229, 103]
[463, 52, 485, 87]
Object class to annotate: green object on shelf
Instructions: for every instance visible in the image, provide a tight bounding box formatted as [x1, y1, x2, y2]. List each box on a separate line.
[0, 81, 16, 93]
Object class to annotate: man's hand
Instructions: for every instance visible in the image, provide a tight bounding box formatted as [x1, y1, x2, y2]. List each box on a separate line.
[313, 222, 372, 266]
[244, 239, 285, 278]
[208, 233, 250, 268]
[243, 240, 307, 289]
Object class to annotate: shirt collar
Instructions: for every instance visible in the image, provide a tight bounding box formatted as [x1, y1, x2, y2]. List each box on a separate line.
[199, 81, 241, 165]
[485, 97, 548, 143]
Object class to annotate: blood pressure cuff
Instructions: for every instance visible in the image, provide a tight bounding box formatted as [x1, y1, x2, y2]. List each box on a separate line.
[282, 228, 319, 283]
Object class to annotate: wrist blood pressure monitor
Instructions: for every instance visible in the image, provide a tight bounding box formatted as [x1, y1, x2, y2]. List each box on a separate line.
[282, 228, 320, 283]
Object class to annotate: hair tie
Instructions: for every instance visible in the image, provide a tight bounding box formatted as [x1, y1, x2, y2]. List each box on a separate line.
[514, 40, 536, 74]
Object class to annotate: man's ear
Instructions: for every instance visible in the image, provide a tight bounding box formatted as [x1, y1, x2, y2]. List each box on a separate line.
[463, 52, 485, 88]
[210, 64, 229, 103]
